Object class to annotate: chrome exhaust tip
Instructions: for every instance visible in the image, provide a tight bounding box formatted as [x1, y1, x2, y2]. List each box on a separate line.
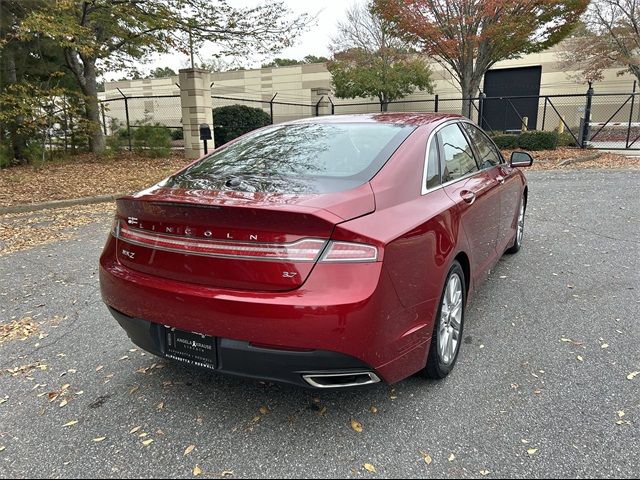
[302, 372, 381, 389]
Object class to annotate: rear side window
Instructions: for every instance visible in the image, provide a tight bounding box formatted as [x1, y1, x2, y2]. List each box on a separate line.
[462, 123, 502, 169]
[439, 124, 478, 182]
[164, 123, 415, 193]
[425, 139, 441, 190]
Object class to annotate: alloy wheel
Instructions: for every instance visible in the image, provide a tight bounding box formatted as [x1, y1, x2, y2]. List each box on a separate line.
[438, 273, 463, 365]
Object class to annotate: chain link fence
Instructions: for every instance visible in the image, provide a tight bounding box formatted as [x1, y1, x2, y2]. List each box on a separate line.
[96, 85, 640, 153]
[99, 93, 184, 150]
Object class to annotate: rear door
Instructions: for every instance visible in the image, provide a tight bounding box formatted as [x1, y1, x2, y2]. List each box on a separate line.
[438, 123, 501, 284]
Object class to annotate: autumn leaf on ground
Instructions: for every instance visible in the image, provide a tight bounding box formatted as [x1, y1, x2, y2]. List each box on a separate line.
[420, 451, 432, 465]
[448, 453, 456, 462]
[527, 448, 538, 456]
[617, 411, 625, 418]
[157, 402, 165, 411]
[0, 446, 5, 452]
[363, 463, 376, 473]
[221, 471, 233, 478]
[259, 406, 270, 415]
[63, 420, 78, 428]
[142, 439, 154, 446]
[184, 445, 196, 456]
[627, 371, 640, 381]
[350, 419, 363, 433]
[93, 437, 106, 443]
[369, 406, 378, 414]
[130, 426, 141, 434]
[193, 465, 202, 476]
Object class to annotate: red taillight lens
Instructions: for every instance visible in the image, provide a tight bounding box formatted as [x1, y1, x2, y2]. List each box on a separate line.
[114, 221, 327, 262]
[319, 241, 378, 263]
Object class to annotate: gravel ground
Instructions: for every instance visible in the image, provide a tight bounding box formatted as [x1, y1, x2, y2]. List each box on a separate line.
[0, 169, 638, 479]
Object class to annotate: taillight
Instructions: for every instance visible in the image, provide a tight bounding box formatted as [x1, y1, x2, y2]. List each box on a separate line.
[319, 241, 378, 263]
[114, 221, 326, 262]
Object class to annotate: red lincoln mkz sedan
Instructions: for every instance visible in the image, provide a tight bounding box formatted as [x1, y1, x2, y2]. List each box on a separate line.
[100, 113, 533, 388]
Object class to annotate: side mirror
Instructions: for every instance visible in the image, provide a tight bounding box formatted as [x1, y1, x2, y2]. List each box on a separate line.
[510, 151, 534, 168]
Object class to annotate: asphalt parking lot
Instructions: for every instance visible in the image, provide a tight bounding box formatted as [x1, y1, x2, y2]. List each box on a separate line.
[1, 169, 639, 479]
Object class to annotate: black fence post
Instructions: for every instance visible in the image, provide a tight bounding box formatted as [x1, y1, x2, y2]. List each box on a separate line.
[117, 88, 132, 151]
[434, 94, 439, 113]
[478, 92, 486, 128]
[328, 97, 335, 115]
[315, 96, 324, 117]
[581, 82, 594, 149]
[100, 102, 107, 136]
[626, 81, 637, 148]
[541, 97, 548, 131]
[269, 93, 278, 124]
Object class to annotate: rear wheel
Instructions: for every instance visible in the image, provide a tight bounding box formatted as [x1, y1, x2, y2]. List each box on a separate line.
[423, 261, 466, 380]
[506, 194, 526, 254]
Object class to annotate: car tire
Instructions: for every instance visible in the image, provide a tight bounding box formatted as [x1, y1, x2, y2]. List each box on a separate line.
[423, 261, 466, 380]
[505, 194, 526, 254]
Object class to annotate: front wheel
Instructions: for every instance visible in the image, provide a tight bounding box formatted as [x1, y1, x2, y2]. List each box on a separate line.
[423, 261, 466, 380]
[506, 194, 526, 254]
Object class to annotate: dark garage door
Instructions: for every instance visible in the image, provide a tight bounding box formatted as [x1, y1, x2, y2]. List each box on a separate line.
[482, 66, 542, 132]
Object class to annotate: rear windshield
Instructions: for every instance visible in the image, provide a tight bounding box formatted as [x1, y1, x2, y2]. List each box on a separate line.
[163, 123, 415, 193]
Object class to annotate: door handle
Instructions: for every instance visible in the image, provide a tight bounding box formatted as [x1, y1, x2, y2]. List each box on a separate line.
[496, 175, 505, 185]
[460, 190, 476, 205]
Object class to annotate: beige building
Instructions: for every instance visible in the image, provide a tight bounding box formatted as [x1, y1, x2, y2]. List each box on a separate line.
[100, 45, 638, 135]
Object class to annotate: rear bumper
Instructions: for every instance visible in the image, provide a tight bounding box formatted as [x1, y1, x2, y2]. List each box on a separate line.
[99, 238, 433, 385]
[108, 307, 375, 388]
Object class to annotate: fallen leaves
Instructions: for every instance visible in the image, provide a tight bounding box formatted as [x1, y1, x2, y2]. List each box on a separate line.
[420, 451, 432, 465]
[193, 465, 202, 476]
[0, 317, 39, 344]
[363, 463, 376, 473]
[184, 445, 196, 456]
[369, 406, 378, 414]
[480, 470, 490, 476]
[0, 204, 115, 256]
[448, 453, 456, 462]
[527, 448, 538, 456]
[350, 419, 363, 433]
[63, 420, 78, 428]
[142, 439, 154, 446]
[6, 362, 48, 377]
[0, 152, 190, 209]
[627, 371, 640, 381]
[93, 437, 107, 443]
[129, 426, 141, 434]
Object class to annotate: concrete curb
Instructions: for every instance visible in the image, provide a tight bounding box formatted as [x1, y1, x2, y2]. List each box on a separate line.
[0, 193, 126, 215]
[557, 152, 602, 167]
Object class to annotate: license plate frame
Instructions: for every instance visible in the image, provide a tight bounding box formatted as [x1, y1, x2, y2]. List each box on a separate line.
[164, 327, 217, 370]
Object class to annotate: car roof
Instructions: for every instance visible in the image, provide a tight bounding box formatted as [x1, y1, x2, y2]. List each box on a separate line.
[286, 112, 464, 127]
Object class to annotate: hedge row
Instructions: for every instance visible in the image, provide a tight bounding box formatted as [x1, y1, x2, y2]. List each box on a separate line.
[491, 131, 579, 151]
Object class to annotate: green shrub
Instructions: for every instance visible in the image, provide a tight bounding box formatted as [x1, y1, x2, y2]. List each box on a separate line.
[517, 131, 558, 151]
[491, 134, 520, 150]
[170, 128, 184, 141]
[131, 123, 171, 158]
[212, 105, 271, 147]
[556, 131, 578, 147]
